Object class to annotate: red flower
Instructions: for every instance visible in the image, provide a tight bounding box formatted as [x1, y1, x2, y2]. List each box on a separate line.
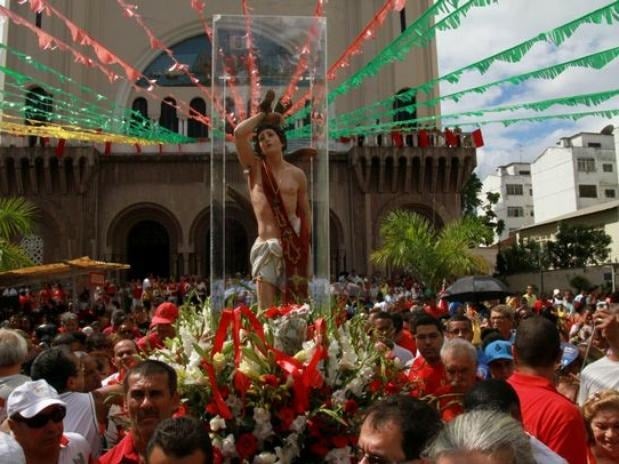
[236, 433, 258, 460]
[385, 381, 399, 395]
[213, 447, 223, 464]
[368, 379, 382, 393]
[309, 440, 330, 457]
[262, 374, 280, 387]
[174, 403, 187, 417]
[205, 402, 219, 415]
[234, 372, 251, 394]
[331, 435, 349, 448]
[277, 407, 296, 429]
[343, 399, 358, 414]
[307, 418, 324, 437]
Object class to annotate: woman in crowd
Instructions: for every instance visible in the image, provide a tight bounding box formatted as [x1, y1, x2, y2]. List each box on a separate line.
[583, 390, 619, 464]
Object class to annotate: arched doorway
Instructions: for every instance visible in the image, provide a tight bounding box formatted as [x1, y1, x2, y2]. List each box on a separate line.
[127, 220, 170, 279]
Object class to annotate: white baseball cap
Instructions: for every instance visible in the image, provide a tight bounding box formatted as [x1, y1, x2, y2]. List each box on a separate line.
[0, 432, 25, 464]
[7, 380, 66, 419]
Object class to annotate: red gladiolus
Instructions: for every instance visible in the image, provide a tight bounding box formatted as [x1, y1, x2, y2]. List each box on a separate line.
[236, 433, 258, 460]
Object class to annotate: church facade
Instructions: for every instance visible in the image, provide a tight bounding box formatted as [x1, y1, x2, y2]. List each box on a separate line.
[0, 0, 475, 278]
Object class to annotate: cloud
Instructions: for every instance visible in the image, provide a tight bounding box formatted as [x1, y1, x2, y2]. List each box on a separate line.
[435, 0, 619, 180]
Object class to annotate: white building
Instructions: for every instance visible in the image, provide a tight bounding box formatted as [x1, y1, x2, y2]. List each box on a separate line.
[531, 132, 618, 223]
[480, 162, 534, 242]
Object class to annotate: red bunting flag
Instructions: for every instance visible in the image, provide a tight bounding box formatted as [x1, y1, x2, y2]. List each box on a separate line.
[418, 130, 429, 148]
[472, 128, 485, 148]
[445, 128, 459, 147]
[104, 142, 111, 156]
[391, 131, 404, 148]
[55, 139, 66, 158]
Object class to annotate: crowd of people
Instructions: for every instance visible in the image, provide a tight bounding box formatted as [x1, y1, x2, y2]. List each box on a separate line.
[0, 273, 617, 463]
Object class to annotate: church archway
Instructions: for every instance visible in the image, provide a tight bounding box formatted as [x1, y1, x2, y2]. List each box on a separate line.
[127, 220, 170, 279]
[107, 203, 182, 278]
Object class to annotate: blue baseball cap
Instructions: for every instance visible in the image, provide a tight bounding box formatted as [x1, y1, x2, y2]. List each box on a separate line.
[484, 340, 513, 364]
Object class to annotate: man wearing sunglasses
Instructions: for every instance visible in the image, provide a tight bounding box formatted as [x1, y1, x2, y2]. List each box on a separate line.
[7, 379, 93, 464]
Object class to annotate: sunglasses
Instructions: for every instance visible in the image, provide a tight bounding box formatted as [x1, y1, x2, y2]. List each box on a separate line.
[12, 406, 66, 428]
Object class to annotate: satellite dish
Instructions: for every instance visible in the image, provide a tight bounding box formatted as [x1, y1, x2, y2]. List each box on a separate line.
[600, 124, 614, 135]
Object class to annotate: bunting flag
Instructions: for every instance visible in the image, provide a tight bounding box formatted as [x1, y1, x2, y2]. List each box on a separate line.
[327, 108, 619, 139]
[114, 0, 226, 124]
[54, 138, 66, 158]
[12, 0, 212, 130]
[326, 0, 499, 102]
[471, 129, 484, 148]
[322, 49, 619, 134]
[301, 1, 619, 127]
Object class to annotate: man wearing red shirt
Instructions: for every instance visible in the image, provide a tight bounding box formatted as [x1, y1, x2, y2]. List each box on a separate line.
[136, 302, 178, 353]
[408, 315, 447, 397]
[508, 317, 588, 464]
[99, 360, 180, 464]
[392, 313, 416, 355]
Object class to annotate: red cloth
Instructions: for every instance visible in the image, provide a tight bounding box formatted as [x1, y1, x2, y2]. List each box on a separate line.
[508, 372, 588, 464]
[391, 131, 404, 148]
[433, 384, 464, 422]
[396, 329, 417, 354]
[471, 128, 484, 147]
[424, 304, 447, 319]
[417, 130, 430, 148]
[260, 161, 310, 303]
[408, 357, 447, 398]
[55, 139, 66, 158]
[444, 129, 459, 147]
[99, 432, 140, 464]
[137, 332, 164, 353]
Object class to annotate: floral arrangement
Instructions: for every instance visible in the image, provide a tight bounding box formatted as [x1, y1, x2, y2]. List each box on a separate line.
[150, 300, 411, 463]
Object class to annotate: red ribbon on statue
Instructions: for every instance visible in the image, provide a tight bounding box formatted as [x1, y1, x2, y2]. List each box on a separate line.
[202, 361, 233, 419]
[273, 342, 325, 413]
[212, 306, 267, 362]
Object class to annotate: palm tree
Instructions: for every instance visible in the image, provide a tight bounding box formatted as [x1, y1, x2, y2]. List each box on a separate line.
[0, 197, 38, 271]
[371, 209, 490, 291]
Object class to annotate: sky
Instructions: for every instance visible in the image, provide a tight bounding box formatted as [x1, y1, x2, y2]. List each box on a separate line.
[434, 0, 619, 180]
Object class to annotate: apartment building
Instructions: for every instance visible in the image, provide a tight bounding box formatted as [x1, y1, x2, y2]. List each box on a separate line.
[531, 132, 617, 223]
[480, 162, 535, 242]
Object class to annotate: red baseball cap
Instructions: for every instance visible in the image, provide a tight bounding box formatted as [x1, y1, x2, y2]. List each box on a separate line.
[150, 302, 179, 328]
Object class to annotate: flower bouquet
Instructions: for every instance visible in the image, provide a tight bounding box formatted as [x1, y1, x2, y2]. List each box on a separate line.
[149, 300, 411, 463]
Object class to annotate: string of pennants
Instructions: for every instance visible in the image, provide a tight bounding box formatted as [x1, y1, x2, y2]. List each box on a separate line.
[0, 0, 617, 155]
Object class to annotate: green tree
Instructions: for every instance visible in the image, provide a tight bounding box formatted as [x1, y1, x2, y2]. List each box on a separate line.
[0, 197, 37, 271]
[370, 209, 491, 291]
[479, 191, 505, 245]
[461, 173, 483, 216]
[496, 240, 550, 276]
[460, 174, 504, 244]
[547, 222, 611, 268]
